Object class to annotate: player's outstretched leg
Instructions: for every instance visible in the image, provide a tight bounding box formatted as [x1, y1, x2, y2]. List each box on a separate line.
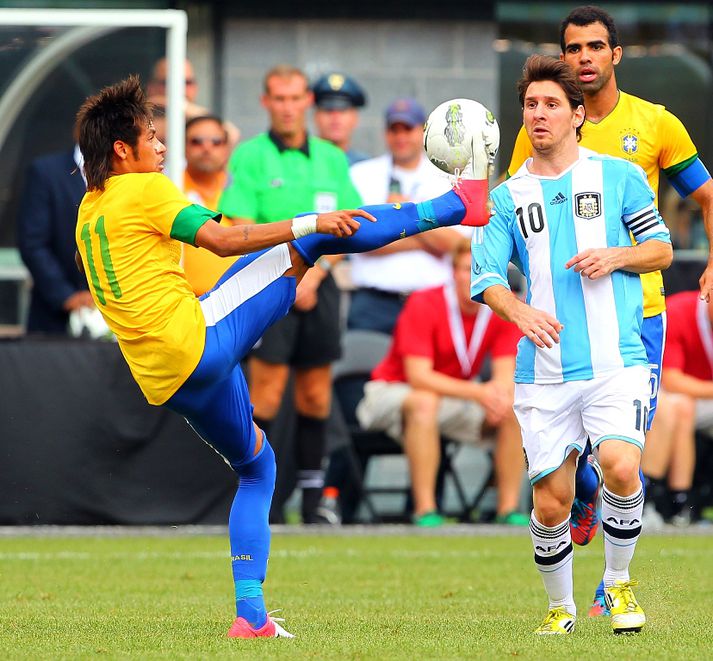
[291, 187, 475, 265]
[570, 441, 603, 545]
[227, 438, 294, 639]
[530, 514, 577, 635]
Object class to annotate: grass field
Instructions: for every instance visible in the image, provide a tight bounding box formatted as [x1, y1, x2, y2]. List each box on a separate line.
[0, 530, 711, 659]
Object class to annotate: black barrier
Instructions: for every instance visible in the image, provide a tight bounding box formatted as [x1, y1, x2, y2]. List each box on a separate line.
[0, 338, 236, 525]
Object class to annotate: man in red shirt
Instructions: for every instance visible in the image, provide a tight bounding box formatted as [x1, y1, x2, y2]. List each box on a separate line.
[356, 240, 526, 526]
[643, 290, 713, 524]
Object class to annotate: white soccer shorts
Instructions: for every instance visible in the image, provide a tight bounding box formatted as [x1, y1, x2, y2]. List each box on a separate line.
[514, 365, 650, 484]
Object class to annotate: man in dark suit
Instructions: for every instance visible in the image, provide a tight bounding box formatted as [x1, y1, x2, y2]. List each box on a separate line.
[18, 148, 90, 334]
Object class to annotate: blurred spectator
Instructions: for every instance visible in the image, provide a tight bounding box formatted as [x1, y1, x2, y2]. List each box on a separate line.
[356, 240, 526, 526]
[181, 115, 238, 297]
[312, 72, 369, 165]
[219, 64, 362, 523]
[147, 57, 240, 148]
[17, 146, 90, 334]
[642, 290, 713, 525]
[347, 97, 467, 334]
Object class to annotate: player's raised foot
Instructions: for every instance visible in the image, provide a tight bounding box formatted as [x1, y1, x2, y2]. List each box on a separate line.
[451, 178, 490, 227]
[228, 611, 295, 639]
[570, 454, 603, 545]
[605, 580, 645, 634]
[588, 580, 610, 618]
[534, 607, 576, 635]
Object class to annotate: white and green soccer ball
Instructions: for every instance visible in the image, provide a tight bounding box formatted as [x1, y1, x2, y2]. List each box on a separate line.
[423, 98, 500, 178]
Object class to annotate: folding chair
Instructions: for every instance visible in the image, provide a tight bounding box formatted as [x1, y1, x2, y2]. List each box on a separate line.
[332, 329, 492, 523]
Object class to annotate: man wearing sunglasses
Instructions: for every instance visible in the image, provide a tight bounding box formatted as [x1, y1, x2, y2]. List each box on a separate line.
[182, 115, 238, 296]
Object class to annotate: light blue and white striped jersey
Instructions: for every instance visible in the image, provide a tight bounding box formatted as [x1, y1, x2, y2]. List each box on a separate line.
[471, 148, 671, 384]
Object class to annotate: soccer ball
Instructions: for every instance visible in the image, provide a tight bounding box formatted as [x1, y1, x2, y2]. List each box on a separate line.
[423, 98, 500, 178]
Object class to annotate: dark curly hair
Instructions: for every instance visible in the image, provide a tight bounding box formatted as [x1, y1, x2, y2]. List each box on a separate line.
[76, 75, 153, 191]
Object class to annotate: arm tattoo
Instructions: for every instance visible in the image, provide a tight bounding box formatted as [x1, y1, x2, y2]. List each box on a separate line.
[242, 226, 250, 242]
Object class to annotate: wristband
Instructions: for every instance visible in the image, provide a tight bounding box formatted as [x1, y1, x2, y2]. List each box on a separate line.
[292, 213, 318, 238]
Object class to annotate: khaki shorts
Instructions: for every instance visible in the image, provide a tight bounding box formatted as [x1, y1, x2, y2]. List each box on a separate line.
[355, 380, 486, 446]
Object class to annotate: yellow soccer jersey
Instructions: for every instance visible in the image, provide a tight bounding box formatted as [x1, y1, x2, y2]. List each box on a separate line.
[507, 91, 699, 317]
[76, 173, 219, 405]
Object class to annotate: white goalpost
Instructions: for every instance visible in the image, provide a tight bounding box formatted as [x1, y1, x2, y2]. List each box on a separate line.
[0, 8, 188, 187]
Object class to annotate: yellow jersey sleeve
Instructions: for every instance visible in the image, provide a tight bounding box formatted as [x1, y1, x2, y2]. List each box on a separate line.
[506, 125, 532, 177]
[142, 173, 219, 245]
[656, 108, 698, 174]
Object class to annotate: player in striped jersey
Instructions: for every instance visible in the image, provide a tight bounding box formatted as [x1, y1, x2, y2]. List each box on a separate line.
[472, 55, 672, 635]
[508, 5, 713, 615]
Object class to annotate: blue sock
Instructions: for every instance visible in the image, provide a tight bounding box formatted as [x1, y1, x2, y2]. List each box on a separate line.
[574, 442, 599, 502]
[595, 578, 605, 600]
[230, 438, 276, 628]
[292, 190, 466, 264]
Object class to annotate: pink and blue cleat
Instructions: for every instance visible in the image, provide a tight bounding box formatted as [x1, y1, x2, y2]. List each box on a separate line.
[228, 612, 294, 639]
[570, 454, 603, 546]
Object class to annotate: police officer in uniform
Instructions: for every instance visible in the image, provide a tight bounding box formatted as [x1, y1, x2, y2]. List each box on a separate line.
[312, 72, 369, 165]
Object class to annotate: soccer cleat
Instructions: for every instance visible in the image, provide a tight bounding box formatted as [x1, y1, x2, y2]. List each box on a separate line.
[588, 584, 610, 618]
[227, 611, 295, 639]
[588, 595, 608, 618]
[452, 178, 491, 227]
[604, 580, 645, 634]
[570, 454, 603, 546]
[534, 607, 576, 635]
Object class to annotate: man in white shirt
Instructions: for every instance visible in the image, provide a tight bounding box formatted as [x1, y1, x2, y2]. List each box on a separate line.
[348, 98, 468, 333]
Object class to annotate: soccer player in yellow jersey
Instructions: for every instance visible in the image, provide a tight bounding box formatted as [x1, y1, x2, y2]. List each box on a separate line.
[507, 5, 713, 617]
[74, 76, 483, 639]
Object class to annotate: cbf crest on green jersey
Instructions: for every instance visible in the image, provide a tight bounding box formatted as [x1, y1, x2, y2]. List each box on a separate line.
[471, 148, 671, 385]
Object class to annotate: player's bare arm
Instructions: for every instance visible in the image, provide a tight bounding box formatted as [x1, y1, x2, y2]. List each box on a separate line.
[483, 284, 563, 349]
[662, 367, 713, 400]
[195, 209, 376, 257]
[404, 355, 507, 425]
[691, 179, 713, 300]
[564, 239, 673, 279]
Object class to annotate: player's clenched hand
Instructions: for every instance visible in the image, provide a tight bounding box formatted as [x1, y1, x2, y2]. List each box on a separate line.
[565, 248, 620, 279]
[479, 381, 510, 426]
[699, 260, 713, 302]
[511, 303, 563, 349]
[316, 209, 376, 237]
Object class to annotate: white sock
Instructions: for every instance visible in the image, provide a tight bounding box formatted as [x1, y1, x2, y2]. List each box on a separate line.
[530, 512, 576, 616]
[601, 486, 644, 586]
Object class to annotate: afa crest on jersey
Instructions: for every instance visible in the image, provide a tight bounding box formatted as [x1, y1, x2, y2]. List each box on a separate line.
[621, 132, 639, 155]
[575, 192, 601, 219]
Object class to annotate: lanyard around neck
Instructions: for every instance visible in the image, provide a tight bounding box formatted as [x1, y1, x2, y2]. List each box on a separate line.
[443, 282, 491, 378]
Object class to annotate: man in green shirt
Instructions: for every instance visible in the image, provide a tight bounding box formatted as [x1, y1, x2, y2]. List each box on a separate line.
[220, 65, 361, 523]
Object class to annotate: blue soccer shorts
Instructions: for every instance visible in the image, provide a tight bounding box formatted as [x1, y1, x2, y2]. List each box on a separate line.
[641, 311, 666, 431]
[165, 245, 296, 467]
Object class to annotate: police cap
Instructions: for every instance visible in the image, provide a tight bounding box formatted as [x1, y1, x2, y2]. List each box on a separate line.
[312, 72, 366, 110]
